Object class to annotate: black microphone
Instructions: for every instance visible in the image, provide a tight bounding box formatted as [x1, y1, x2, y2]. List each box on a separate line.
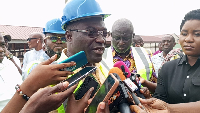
[119, 103, 131, 113]
[121, 65, 128, 78]
[130, 73, 145, 99]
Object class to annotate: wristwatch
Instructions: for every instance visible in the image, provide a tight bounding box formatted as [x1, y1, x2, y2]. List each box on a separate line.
[7, 53, 13, 60]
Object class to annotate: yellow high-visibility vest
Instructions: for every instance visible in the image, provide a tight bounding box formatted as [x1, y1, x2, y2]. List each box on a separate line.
[131, 47, 153, 80]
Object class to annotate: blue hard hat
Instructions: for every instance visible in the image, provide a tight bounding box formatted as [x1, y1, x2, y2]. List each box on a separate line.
[43, 18, 66, 34]
[61, 0, 110, 31]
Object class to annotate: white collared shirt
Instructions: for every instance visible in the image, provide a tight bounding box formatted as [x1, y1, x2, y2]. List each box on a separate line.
[151, 52, 164, 76]
[22, 48, 45, 80]
[0, 57, 22, 111]
[4, 56, 21, 69]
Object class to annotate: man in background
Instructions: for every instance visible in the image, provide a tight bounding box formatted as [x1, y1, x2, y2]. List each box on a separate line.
[151, 34, 176, 76]
[24, 18, 69, 113]
[103, 18, 157, 84]
[132, 35, 144, 47]
[133, 35, 153, 57]
[24, 18, 67, 79]
[22, 32, 45, 80]
[0, 33, 22, 111]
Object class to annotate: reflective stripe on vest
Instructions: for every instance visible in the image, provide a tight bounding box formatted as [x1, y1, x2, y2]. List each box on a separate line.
[102, 47, 153, 80]
[131, 47, 153, 80]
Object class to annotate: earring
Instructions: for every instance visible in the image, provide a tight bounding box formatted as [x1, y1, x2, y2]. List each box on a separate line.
[37, 40, 39, 43]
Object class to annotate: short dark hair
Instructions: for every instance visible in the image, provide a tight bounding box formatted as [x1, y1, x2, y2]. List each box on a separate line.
[3, 35, 11, 42]
[180, 9, 200, 31]
[133, 35, 143, 42]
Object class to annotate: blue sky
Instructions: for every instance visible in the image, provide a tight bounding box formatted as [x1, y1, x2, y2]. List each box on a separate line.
[0, 0, 200, 36]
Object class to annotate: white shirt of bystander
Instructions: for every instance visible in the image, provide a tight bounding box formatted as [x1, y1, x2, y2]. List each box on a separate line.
[0, 57, 22, 111]
[22, 48, 45, 80]
[151, 52, 165, 76]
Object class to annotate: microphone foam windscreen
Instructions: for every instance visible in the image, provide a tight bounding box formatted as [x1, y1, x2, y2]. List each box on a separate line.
[108, 67, 126, 81]
[113, 61, 131, 78]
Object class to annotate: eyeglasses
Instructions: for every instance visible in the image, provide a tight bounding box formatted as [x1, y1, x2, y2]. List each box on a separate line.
[46, 36, 66, 43]
[27, 38, 39, 42]
[68, 28, 108, 38]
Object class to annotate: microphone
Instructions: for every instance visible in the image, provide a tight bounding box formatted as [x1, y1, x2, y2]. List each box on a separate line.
[129, 73, 145, 99]
[109, 67, 145, 113]
[114, 61, 145, 99]
[114, 61, 131, 78]
[119, 103, 132, 113]
[108, 68, 132, 113]
[109, 67, 144, 105]
[108, 67, 126, 80]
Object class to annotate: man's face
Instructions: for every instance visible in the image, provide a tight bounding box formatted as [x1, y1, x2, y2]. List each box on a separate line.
[0, 36, 6, 63]
[67, 18, 107, 63]
[45, 33, 67, 57]
[134, 39, 144, 47]
[112, 27, 133, 53]
[27, 34, 40, 49]
[161, 35, 175, 54]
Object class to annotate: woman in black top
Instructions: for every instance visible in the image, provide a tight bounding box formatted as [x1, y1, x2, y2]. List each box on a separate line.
[131, 9, 200, 113]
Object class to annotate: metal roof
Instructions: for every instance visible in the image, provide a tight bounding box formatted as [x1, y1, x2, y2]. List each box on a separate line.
[1, 25, 178, 43]
[0, 25, 43, 40]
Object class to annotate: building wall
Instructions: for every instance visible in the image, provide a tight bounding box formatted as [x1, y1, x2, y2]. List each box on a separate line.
[143, 42, 159, 54]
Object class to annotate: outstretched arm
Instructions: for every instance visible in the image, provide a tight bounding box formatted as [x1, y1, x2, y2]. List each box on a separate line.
[5, 48, 22, 75]
[2, 54, 76, 113]
[140, 77, 157, 93]
[20, 81, 77, 113]
[130, 98, 200, 113]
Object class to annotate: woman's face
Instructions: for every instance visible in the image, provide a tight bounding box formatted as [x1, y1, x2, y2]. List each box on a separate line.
[179, 20, 200, 57]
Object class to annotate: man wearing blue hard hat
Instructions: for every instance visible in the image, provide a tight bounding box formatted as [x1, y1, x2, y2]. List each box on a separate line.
[1, 0, 111, 112]
[60, 0, 111, 113]
[43, 18, 68, 61]
[21, 0, 111, 113]
[23, 18, 72, 81]
[61, 0, 110, 82]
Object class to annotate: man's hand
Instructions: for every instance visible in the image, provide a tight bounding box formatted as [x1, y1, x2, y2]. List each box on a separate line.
[20, 81, 77, 113]
[66, 87, 94, 113]
[140, 87, 151, 99]
[130, 98, 169, 113]
[23, 54, 76, 92]
[96, 102, 110, 113]
[139, 77, 145, 84]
